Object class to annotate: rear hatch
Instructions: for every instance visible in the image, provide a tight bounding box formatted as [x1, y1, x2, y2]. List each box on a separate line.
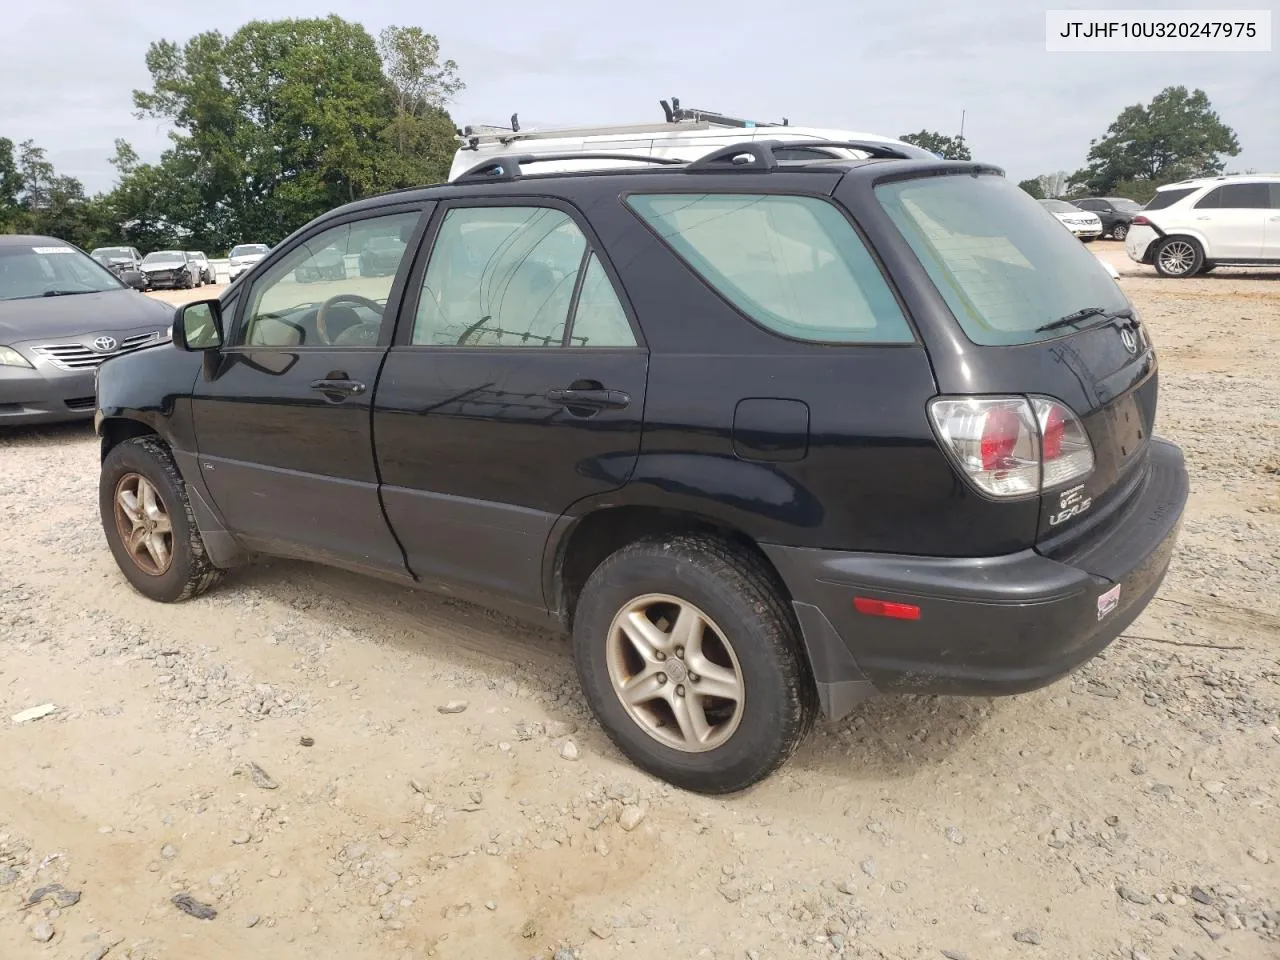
[874, 171, 1159, 557]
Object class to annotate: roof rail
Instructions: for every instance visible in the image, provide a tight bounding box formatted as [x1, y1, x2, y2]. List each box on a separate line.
[453, 152, 686, 184]
[685, 139, 938, 172]
[456, 97, 788, 150]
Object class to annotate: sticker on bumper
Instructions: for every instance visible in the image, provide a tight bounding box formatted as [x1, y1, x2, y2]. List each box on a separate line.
[1097, 583, 1122, 621]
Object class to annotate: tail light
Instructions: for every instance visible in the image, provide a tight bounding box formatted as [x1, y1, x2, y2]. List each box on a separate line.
[1130, 215, 1151, 226]
[929, 396, 1094, 498]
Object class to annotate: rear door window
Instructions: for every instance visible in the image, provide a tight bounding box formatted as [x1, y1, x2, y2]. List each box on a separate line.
[876, 173, 1129, 346]
[625, 193, 913, 344]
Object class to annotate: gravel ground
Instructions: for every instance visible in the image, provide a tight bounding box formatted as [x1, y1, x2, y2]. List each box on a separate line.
[1, 246, 1277, 960]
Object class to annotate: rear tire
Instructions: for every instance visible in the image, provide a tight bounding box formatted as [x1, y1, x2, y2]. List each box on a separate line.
[572, 534, 815, 794]
[100, 437, 223, 603]
[1153, 237, 1204, 277]
[1111, 222, 1129, 241]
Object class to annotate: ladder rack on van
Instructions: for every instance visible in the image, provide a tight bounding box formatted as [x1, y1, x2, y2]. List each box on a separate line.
[455, 97, 790, 150]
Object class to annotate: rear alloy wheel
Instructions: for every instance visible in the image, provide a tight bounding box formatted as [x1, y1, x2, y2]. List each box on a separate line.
[1153, 237, 1204, 278]
[1111, 222, 1129, 241]
[100, 437, 223, 603]
[573, 534, 815, 794]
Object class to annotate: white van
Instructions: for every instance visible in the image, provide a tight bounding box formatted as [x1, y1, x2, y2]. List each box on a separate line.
[448, 99, 933, 181]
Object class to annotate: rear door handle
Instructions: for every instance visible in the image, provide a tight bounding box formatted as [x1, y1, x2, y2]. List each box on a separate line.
[310, 378, 366, 399]
[546, 387, 630, 409]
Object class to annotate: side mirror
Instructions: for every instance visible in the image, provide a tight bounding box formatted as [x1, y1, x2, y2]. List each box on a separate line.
[173, 299, 224, 352]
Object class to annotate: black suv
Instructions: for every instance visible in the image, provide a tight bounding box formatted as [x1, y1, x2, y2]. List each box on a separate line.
[1072, 197, 1144, 240]
[94, 141, 1188, 794]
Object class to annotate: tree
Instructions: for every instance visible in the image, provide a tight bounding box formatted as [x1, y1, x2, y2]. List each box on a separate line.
[131, 16, 460, 251]
[1016, 178, 1045, 199]
[898, 130, 972, 161]
[0, 137, 22, 230]
[377, 25, 464, 184]
[1071, 86, 1240, 195]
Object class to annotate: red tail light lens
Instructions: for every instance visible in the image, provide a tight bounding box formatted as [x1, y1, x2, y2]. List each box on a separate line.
[1130, 215, 1151, 226]
[929, 396, 1094, 498]
[980, 406, 1021, 470]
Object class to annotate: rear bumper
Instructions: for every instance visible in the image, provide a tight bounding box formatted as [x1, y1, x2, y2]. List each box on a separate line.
[1126, 226, 1159, 264]
[763, 439, 1188, 718]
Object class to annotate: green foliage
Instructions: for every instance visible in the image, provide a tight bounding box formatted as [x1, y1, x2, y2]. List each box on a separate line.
[1016, 178, 1045, 199]
[1070, 86, 1240, 195]
[0, 137, 22, 230]
[898, 130, 972, 161]
[121, 16, 461, 253]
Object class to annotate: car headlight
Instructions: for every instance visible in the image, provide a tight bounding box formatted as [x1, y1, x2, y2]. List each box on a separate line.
[0, 346, 34, 368]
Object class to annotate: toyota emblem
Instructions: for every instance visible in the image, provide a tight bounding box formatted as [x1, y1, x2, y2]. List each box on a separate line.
[1120, 327, 1138, 355]
[91, 336, 119, 353]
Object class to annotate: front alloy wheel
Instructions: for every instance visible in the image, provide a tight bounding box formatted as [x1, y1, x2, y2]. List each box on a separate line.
[113, 473, 173, 575]
[606, 594, 745, 753]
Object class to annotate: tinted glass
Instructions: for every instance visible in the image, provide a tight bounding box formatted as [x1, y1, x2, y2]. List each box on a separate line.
[1218, 183, 1270, 209]
[414, 206, 587, 347]
[1271, 184, 1280, 210]
[626, 193, 912, 344]
[1145, 187, 1196, 210]
[0, 242, 123, 300]
[569, 254, 636, 347]
[1109, 199, 1142, 212]
[143, 251, 185, 264]
[1075, 200, 1102, 210]
[877, 173, 1128, 346]
[240, 212, 419, 348]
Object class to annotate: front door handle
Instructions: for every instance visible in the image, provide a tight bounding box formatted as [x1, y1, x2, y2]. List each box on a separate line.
[546, 387, 631, 410]
[310, 378, 366, 400]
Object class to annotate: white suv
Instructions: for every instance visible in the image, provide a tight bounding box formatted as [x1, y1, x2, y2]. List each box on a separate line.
[1126, 175, 1280, 277]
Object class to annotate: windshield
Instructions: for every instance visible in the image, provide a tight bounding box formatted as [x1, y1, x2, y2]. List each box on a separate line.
[0, 243, 124, 300]
[1039, 200, 1079, 213]
[1108, 198, 1142, 212]
[230, 244, 269, 258]
[876, 173, 1129, 346]
[143, 251, 185, 265]
[92, 247, 134, 259]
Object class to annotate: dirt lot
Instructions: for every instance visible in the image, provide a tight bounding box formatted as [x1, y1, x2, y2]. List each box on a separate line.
[1, 243, 1277, 960]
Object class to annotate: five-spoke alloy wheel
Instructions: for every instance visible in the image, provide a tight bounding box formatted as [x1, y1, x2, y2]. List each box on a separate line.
[573, 535, 815, 794]
[113, 473, 174, 576]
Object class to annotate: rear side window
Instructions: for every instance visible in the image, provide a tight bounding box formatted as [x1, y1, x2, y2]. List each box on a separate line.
[625, 193, 913, 344]
[876, 173, 1129, 347]
[1144, 187, 1196, 210]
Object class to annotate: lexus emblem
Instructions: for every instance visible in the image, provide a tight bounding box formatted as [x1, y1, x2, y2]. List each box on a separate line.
[1120, 327, 1138, 355]
[91, 335, 118, 353]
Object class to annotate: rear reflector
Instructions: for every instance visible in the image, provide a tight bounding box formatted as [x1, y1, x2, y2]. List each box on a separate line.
[853, 597, 921, 620]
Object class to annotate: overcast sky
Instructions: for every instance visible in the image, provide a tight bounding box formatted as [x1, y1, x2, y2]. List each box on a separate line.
[3, 0, 1276, 194]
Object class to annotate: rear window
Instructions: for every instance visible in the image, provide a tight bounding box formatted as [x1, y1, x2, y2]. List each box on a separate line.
[876, 173, 1128, 346]
[625, 193, 913, 344]
[1144, 187, 1196, 210]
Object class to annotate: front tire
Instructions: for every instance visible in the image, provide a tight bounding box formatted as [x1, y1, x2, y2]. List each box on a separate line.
[1153, 237, 1204, 277]
[100, 437, 222, 603]
[572, 534, 815, 794]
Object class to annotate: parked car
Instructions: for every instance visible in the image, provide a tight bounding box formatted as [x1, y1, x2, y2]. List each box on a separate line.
[1038, 199, 1103, 241]
[357, 235, 406, 276]
[1071, 197, 1143, 240]
[1125, 175, 1280, 277]
[94, 141, 1187, 794]
[227, 243, 271, 282]
[90, 246, 148, 290]
[140, 251, 202, 290]
[187, 251, 215, 285]
[0, 235, 173, 425]
[294, 246, 347, 283]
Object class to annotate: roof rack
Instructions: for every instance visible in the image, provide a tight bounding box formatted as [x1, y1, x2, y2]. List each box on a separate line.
[455, 97, 789, 150]
[685, 139, 938, 171]
[454, 152, 686, 184]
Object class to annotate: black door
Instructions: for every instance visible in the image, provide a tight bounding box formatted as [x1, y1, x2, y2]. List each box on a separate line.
[374, 199, 648, 611]
[191, 204, 430, 578]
